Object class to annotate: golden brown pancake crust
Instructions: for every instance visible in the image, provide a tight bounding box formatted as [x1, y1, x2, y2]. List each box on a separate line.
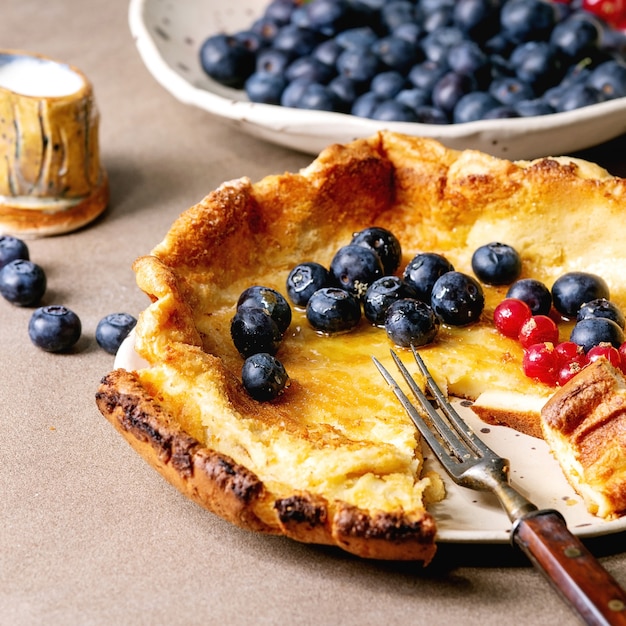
[97, 132, 626, 557]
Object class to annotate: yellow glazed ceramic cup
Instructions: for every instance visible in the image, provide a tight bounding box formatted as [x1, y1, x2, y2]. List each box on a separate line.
[0, 50, 108, 236]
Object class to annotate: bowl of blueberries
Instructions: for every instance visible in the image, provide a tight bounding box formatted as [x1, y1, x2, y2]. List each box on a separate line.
[129, 0, 626, 159]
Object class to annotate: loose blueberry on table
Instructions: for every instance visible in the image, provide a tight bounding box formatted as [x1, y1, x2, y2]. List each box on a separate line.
[0, 259, 47, 307]
[28, 305, 82, 353]
[0, 235, 29, 269]
[96, 313, 138, 355]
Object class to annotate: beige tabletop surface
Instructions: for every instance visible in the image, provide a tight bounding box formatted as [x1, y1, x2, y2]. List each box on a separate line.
[2, 1, 626, 625]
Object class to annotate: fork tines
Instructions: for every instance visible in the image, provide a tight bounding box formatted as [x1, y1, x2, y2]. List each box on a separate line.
[372, 346, 495, 478]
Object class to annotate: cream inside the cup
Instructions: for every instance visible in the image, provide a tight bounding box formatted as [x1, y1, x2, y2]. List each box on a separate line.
[0, 54, 85, 97]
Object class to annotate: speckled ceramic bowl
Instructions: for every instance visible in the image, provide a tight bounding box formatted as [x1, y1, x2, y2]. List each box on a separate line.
[129, 0, 626, 159]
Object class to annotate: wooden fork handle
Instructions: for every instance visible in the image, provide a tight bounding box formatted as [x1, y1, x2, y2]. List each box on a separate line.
[512, 509, 626, 625]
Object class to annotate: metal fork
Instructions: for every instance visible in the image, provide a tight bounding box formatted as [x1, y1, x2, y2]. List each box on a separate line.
[373, 347, 626, 626]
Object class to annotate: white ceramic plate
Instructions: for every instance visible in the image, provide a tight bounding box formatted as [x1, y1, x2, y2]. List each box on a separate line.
[129, 0, 626, 159]
[115, 331, 626, 543]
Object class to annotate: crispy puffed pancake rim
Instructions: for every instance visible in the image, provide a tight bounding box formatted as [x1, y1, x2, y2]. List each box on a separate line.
[96, 132, 626, 561]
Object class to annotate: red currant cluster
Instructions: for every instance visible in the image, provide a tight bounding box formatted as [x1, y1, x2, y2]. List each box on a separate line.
[581, 0, 626, 30]
[494, 297, 626, 386]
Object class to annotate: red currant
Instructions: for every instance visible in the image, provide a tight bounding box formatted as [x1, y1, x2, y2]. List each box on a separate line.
[523, 342, 558, 386]
[518, 315, 559, 349]
[557, 360, 586, 386]
[493, 298, 532, 338]
[554, 341, 586, 364]
[619, 342, 626, 374]
[587, 344, 622, 368]
[552, 341, 589, 385]
[582, 0, 626, 27]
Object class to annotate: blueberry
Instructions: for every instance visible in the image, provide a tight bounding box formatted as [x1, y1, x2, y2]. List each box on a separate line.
[393, 23, 423, 46]
[577, 298, 625, 330]
[230, 307, 283, 358]
[421, 27, 465, 63]
[570, 317, 624, 353]
[313, 39, 343, 67]
[395, 88, 430, 110]
[306, 287, 361, 334]
[241, 352, 289, 401]
[304, 0, 351, 36]
[28, 305, 81, 353]
[350, 227, 402, 275]
[370, 71, 407, 99]
[372, 35, 419, 73]
[237, 286, 292, 334]
[251, 17, 282, 45]
[245, 72, 286, 104]
[0, 259, 46, 306]
[96, 313, 138, 355]
[453, 0, 500, 41]
[263, 0, 296, 25]
[471, 242, 522, 285]
[514, 98, 555, 117]
[413, 105, 449, 124]
[381, 2, 416, 31]
[446, 40, 489, 82]
[511, 41, 562, 92]
[587, 60, 626, 100]
[506, 278, 552, 316]
[272, 25, 320, 58]
[432, 72, 475, 114]
[363, 276, 419, 326]
[0, 235, 29, 268]
[336, 47, 380, 83]
[554, 83, 605, 113]
[296, 83, 337, 111]
[430, 271, 485, 326]
[403, 252, 454, 302]
[372, 99, 418, 121]
[384, 298, 440, 348]
[335, 27, 378, 51]
[284, 56, 335, 84]
[408, 60, 448, 92]
[328, 75, 360, 111]
[550, 14, 600, 60]
[255, 48, 293, 76]
[500, 0, 557, 44]
[286, 262, 330, 308]
[551, 271, 610, 318]
[234, 30, 264, 54]
[423, 6, 455, 32]
[482, 105, 521, 119]
[453, 91, 500, 123]
[281, 78, 311, 108]
[490, 77, 535, 106]
[330, 244, 384, 299]
[351, 92, 384, 118]
[290, 5, 313, 29]
[199, 34, 256, 89]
